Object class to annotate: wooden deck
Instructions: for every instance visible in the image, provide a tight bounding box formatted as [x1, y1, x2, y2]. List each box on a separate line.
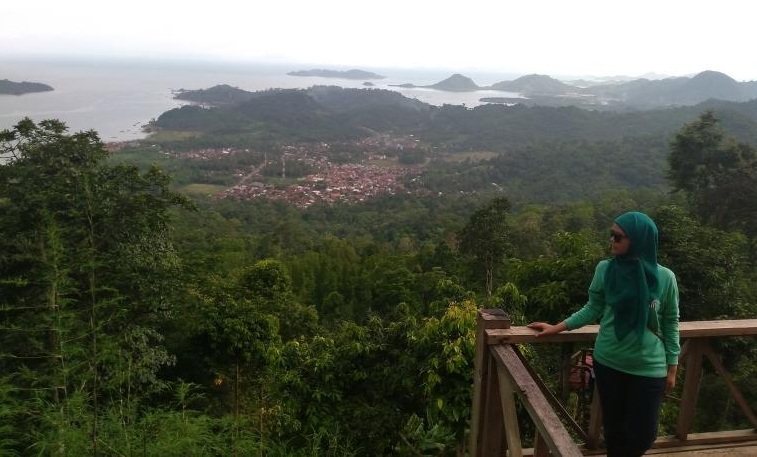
[469, 310, 757, 457]
[521, 441, 757, 456]
[649, 444, 757, 456]
[519, 443, 757, 456]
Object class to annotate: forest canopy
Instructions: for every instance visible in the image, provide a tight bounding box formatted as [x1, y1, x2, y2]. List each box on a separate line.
[2, 105, 757, 455]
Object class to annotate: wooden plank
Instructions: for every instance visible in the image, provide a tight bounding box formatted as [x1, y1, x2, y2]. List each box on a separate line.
[676, 319, 757, 337]
[486, 319, 757, 345]
[679, 339, 692, 361]
[586, 383, 603, 449]
[512, 345, 588, 442]
[532, 430, 550, 457]
[702, 344, 757, 428]
[649, 444, 757, 456]
[496, 360, 523, 457]
[654, 429, 757, 448]
[488, 325, 601, 344]
[481, 354, 505, 456]
[492, 344, 584, 457]
[524, 430, 757, 456]
[677, 339, 705, 440]
[470, 309, 510, 456]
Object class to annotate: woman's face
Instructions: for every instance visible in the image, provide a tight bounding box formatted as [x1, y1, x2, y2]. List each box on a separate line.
[610, 223, 630, 256]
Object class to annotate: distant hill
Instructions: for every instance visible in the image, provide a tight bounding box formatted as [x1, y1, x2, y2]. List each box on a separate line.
[427, 74, 480, 92]
[154, 83, 757, 151]
[0, 79, 54, 95]
[488, 74, 577, 95]
[390, 73, 481, 92]
[287, 69, 386, 80]
[478, 71, 757, 109]
[172, 84, 430, 112]
[174, 84, 257, 105]
[677, 71, 745, 102]
[582, 71, 756, 107]
[386, 70, 757, 108]
[156, 85, 432, 140]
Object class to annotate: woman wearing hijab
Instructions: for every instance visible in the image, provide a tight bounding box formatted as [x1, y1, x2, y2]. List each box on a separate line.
[528, 212, 680, 457]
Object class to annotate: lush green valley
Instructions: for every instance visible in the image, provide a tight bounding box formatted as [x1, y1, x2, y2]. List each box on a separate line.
[2, 90, 757, 455]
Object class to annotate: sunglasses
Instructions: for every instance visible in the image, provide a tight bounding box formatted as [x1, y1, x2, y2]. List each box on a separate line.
[610, 231, 627, 243]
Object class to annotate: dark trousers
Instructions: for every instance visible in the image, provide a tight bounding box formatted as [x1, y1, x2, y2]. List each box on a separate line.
[593, 360, 666, 457]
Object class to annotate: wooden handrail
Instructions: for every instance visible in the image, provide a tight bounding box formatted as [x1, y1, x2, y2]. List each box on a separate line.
[469, 311, 757, 456]
[486, 319, 757, 345]
[492, 344, 584, 456]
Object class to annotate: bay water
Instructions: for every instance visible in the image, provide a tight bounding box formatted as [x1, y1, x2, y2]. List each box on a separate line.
[1, 58, 520, 142]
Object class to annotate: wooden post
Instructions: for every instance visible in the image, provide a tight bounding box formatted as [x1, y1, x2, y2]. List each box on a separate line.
[496, 361, 523, 457]
[492, 345, 585, 456]
[560, 343, 573, 403]
[677, 339, 705, 440]
[470, 309, 511, 457]
[533, 430, 550, 457]
[586, 383, 603, 449]
[481, 353, 505, 455]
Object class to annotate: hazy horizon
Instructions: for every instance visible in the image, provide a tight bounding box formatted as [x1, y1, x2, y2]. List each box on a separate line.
[3, 0, 757, 81]
[1, 54, 742, 84]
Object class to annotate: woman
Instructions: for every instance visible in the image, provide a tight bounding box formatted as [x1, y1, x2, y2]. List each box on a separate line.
[528, 211, 680, 457]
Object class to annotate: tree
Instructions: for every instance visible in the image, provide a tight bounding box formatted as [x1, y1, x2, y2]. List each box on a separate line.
[510, 231, 604, 327]
[668, 111, 757, 235]
[0, 118, 188, 453]
[653, 206, 754, 321]
[668, 111, 724, 197]
[457, 197, 512, 297]
[403, 299, 478, 455]
[236, 259, 318, 341]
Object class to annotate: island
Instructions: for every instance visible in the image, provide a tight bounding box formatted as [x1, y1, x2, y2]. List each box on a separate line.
[0, 79, 54, 95]
[390, 74, 481, 92]
[173, 84, 256, 105]
[287, 69, 386, 80]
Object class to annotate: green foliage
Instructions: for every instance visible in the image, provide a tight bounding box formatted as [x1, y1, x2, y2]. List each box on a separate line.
[395, 413, 455, 456]
[410, 299, 478, 451]
[491, 282, 528, 324]
[235, 259, 319, 340]
[668, 111, 757, 236]
[458, 197, 512, 296]
[510, 231, 605, 326]
[278, 318, 412, 453]
[5, 107, 757, 455]
[0, 118, 188, 453]
[654, 206, 754, 320]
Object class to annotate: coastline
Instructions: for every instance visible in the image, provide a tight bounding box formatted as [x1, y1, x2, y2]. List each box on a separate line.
[1, 58, 522, 142]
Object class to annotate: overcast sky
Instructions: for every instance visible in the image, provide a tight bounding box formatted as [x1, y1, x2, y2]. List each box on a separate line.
[3, 0, 754, 80]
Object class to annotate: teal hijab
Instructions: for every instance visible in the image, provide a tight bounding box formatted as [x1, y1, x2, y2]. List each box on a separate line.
[604, 212, 661, 341]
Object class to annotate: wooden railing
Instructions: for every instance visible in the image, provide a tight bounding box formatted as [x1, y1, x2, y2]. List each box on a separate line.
[469, 309, 757, 456]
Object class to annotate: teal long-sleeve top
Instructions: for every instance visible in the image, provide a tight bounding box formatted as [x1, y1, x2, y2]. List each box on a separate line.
[563, 260, 680, 378]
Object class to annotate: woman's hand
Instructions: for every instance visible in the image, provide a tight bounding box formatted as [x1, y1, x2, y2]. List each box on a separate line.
[527, 321, 567, 337]
[666, 365, 678, 393]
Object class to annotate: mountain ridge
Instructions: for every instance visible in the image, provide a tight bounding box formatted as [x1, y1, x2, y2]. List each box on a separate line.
[418, 70, 757, 108]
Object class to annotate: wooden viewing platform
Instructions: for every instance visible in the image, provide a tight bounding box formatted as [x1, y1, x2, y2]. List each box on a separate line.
[469, 309, 757, 456]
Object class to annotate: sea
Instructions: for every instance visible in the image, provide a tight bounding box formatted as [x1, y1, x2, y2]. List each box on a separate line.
[0, 58, 522, 142]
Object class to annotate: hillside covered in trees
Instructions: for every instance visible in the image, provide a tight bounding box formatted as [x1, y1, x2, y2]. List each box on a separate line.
[144, 85, 757, 205]
[2, 91, 757, 454]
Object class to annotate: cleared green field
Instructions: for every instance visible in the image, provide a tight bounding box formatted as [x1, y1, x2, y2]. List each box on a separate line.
[179, 183, 227, 196]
